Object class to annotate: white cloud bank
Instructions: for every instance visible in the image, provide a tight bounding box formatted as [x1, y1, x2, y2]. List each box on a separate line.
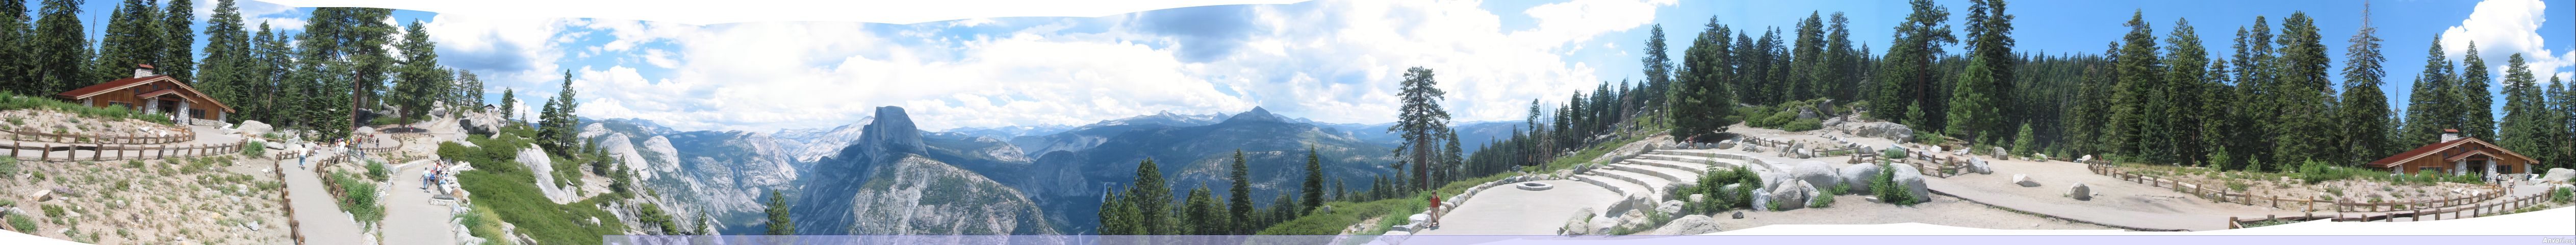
[2441, 0, 2576, 83]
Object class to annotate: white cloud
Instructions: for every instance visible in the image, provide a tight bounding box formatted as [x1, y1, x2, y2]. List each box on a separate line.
[506, 0, 1665, 132]
[2441, 0, 2574, 85]
[421, 13, 577, 90]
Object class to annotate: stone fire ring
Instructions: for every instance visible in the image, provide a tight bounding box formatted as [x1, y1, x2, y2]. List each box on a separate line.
[1515, 182, 1553, 191]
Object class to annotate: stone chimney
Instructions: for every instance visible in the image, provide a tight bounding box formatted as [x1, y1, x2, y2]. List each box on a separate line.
[2440, 129, 2461, 142]
[133, 64, 157, 78]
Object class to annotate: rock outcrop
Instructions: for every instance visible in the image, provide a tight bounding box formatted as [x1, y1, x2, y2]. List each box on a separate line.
[516, 144, 579, 204]
[1890, 163, 1929, 201]
[1839, 164, 1882, 193]
[1648, 215, 1722, 235]
[1844, 122, 1914, 142]
[790, 106, 1057, 236]
[1791, 161, 1841, 189]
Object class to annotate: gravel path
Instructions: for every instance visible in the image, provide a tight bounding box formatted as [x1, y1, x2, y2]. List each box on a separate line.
[1412, 180, 1621, 235]
[280, 150, 366, 245]
[1708, 193, 2112, 231]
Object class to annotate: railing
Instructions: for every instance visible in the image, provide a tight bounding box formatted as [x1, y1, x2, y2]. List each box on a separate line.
[3, 139, 246, 162]
[2228, 192, 2557, 229]
[2087, 163, 2509, 212]
[1, 126, 195, 144]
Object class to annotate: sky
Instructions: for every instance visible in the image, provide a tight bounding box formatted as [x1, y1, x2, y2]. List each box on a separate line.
[40, 0, 2576, 133]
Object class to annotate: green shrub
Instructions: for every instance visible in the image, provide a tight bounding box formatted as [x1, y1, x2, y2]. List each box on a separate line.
[1881, 148, 1905, 159]
[1779, 118, 1823, 132]
[242, 141, 266, 156]
[2555, 187, 2572, 204]
[0, 158, 16, 176]
[329, 172, 385, 223]
[0, 95, 172, 125]
[366, 160, 389, 182]
[1871, 162, 1919, 205]
[41, 204, 64, 217]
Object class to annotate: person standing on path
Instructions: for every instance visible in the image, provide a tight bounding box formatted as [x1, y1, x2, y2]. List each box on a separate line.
[422, 164, 438, 191]
[1427, 195, 1442, 228]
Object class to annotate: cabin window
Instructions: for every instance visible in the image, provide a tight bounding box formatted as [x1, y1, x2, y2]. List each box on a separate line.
[2498, 165, 2512, 174]
[189, 109, 205, 119]
[2417, 166, 2440, 173]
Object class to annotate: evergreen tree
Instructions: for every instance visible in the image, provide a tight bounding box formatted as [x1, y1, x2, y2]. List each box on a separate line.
[196, 0, 251, 114]
[2335, 5, 2394, 164]
[2229, 17, 2279, 171]
[2457, 42, 2495, 139]
[2107, 10, 2161, 161]
[393, 20, 446, 124]
[1791, 12, 1826, 101]
[1879, 0, 1954, 127]
[2497, 54, 2547, 169]
[1959, 0, 2014, 140]
[1182, 186, 1223, 235]
[1671, 16, 1734, 142]
[2267, 12, 2335, 166]
[764, 190, 794, 235]
[1126, 158, 1171, 235]
[2549, 78, 2573, 169]
[1642, 24, 1672, 107]
[1097, 190, 1140, 235]
[96, 0, 162, 82]
[1825, 12, 1857, 101]
[2158, 18, 2207, 165]
[1226, 150, 1253, 234]
[2011, 123, 2036, 157]
[2403, 34, 2459, 146]
[501, 88, 518, 120]
[1387, 67, 1450, 190]
[1302, 146, 1324, 213]
[32, 0, 93, 93]
[0, 0, 28, 95]
[1946, 56, 2000, 142]
[160, 0, 193, 83]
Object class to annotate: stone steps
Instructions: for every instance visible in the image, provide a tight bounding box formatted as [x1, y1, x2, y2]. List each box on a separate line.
[1622, 158, 1713, 175]
[1590, 168, 1672, 196]
[1573, 174, 1648, 197]
[1609, 162, 1701, 184]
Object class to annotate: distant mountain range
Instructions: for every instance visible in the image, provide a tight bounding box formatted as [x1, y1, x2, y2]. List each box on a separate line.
[575, 106, 1522, 235]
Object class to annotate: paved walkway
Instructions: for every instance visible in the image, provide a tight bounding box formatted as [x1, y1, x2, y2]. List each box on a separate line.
[1411, 180, 1621, 235]
[280, 150, 366, 244]
[381, 161, 459, 245]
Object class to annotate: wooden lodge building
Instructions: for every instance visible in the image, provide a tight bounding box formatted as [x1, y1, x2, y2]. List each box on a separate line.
[2365, 129, 2538, 176]
[52, 65, 236, 121]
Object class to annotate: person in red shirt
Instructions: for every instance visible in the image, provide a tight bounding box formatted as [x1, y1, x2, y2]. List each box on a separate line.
[1428, 195, 1443, 228]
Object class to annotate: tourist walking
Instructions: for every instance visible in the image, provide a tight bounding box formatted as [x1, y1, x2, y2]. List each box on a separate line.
[1427, 195, 1442, 228]
[422, 164, 438, 191]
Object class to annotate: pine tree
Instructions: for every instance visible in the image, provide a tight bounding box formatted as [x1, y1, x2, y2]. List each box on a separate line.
[501, 88, 518, 120]
[2403, 34, 2459, 146]
[96, 0, 162, 82]
[1642, 24, 1673, 107]
[2549, 78, 2572, 169]
[1387, 67, 1450, 190]
[160, 0, 193, 83]
[2496, 53, 2542, 164]
[2107, 10, 2161, 161]
[1126, 158, 1171, 235]
[1946, 56, 2000, 142]
[2267, 12, 2334, 166]
[764, 190, 794, 235]
[1881, 0, 1954, 127]
[195, 0, 251, 114]
[1302, 146, 1324, 213]
[2158, 18, 2209, 165]
[1226, 150, 1253, 234]
[1960, 0, 2014, 140]
[1182, 186, 1223, 235]
[2457, 42, 2495, 139]
[2335, 5, 2393, 165]
[1791, 12, 1826, 101]
[1825, 12, 1857, 101]
[0, 0, 26, 95]
[32, 0, 92, 93]
[2011, 123, 2036, 157]
[1671, 16, 1733, 142]
[393, 20, 446, 124]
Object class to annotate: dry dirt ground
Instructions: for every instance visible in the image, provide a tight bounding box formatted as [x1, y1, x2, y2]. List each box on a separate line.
[1, 155, 294, 244]
[1708, 193, 2112, 231]
[0, 110, 177, 136]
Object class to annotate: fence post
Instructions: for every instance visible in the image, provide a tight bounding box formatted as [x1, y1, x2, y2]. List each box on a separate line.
[92, 142, 101, 161]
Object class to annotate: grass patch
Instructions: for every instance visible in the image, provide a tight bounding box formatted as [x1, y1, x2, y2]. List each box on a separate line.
[328, 172, 385, 223]
[442, 126, 629, 245]
[5, 212, 33, 232]
[242, 140, 266, 156]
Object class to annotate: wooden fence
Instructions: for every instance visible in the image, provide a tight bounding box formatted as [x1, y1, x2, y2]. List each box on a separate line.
[271, 157, 303, 244]
[2087, 163, 2510, 212]
[2, 126, 195, 144]
[2228, 191, 2560, 229]
[3, 139, 247, 162]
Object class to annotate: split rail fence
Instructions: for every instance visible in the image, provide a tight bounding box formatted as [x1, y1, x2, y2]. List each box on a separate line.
[2086, 163, 2511, 212]
[2226, 191, 2559, 229]
[3, 139, 247, 162]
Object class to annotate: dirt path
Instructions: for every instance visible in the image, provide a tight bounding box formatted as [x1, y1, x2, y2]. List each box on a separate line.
[380, 162, 458, 245]
[280, 150, 367, 244]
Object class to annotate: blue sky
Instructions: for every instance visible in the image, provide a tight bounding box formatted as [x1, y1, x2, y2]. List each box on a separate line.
[42, 0, 2575, 132]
